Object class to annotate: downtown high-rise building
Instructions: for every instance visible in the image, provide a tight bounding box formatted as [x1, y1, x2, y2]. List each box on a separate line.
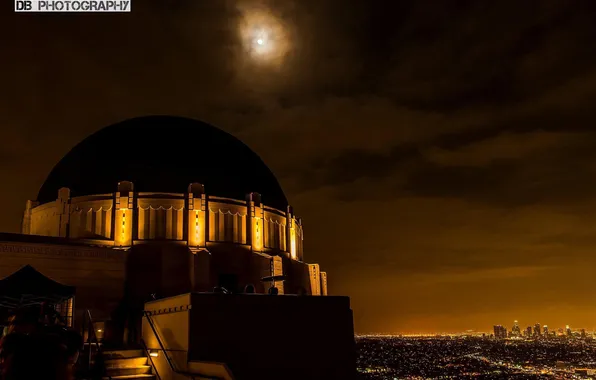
[493, 325, 507, 340]
[534, 323, 541, 337]
[511, 320, 521, 337]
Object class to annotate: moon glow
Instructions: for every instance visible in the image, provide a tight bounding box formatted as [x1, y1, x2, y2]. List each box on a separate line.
[238, 7, 289, 66]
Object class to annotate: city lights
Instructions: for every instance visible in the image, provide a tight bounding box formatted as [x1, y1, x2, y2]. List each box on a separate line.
[357, 333, 596, 379]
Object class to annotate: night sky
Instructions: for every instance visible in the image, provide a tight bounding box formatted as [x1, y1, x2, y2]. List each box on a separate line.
[3, 0, 596, 334]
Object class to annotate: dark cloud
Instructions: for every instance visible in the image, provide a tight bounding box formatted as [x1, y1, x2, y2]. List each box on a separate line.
[3, 0, 596, 333]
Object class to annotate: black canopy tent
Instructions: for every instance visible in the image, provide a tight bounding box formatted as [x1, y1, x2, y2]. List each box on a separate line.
[0, 265, 75, 326]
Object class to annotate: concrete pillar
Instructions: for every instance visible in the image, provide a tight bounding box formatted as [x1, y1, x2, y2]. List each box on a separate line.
[320, 271, 328, 296]
[308, 263, 321, 296]
[286, 206, 295, 259]
[296, 217, 303, 261]
[57, 187, 71, 238]
[187, 183, 207, 248]
[114, 181, 134, 246]
[246, 192, 263, 253]
[271, 256, 284, 294]
[187, 183, 209, 292]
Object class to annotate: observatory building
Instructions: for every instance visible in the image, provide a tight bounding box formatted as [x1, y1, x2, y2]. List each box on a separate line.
[0, 116, 355, 379]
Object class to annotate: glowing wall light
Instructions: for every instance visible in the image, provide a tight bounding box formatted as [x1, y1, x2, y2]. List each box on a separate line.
[193, 210, 205, 247]
[253, 218, 262, 251]
[121, 210, 126, 237]
[115, 208, 131, 246]
[195, 211, 199, 239]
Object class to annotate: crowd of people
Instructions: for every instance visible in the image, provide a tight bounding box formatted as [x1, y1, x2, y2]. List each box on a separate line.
[0, 303, 83, 380]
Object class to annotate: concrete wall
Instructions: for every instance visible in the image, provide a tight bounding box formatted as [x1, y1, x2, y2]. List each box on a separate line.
[25, 188, 322, 297]
[143, 295, 233, 380]
[29, 202, 59, 237]
[206, 242, 273, 294]
[187, 293, 356, 380]
[0, 235, 127, 323]
[143, 294, 191, 377]
[283, 258, 312, 295]
[126, 243, 193, 301]
[69, 197, 113, 239]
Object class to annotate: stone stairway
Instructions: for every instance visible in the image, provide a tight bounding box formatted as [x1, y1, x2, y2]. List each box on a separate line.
[101, 349, 155, 380]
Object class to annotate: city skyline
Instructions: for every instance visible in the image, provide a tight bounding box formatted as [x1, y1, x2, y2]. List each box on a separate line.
[359, 320, 596, 336]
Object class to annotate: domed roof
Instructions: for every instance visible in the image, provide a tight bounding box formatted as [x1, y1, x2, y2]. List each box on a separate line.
[37, 116, 288, 209]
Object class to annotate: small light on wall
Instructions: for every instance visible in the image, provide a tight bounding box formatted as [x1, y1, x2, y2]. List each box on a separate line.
[149, 351, 159, 357]
[97, 329, 102, 332]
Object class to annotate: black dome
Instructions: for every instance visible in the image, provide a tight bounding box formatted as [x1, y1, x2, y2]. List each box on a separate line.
[38, 116, 288, 209]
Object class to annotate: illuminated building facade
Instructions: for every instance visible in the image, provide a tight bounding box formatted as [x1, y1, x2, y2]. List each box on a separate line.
[5, 116, 329, 321]
[0, 116, 356, 379]
[22, 182, 320, 296]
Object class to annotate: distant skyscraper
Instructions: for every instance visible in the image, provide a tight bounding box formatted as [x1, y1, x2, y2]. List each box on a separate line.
[512, 320, 521, 337]
[526, 326, 532, 337]
[534, 323, 541, 337]
[543, 325, 549, 336]
[493, 325, 507, 340]
[581, 329, 586, 339]
[566, 325, 572, 337]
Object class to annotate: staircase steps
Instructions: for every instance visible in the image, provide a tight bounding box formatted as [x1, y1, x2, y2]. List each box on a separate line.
[103, 349, 145, 359]
[101, 375, 155, 380]
[101, 349, 155, 380]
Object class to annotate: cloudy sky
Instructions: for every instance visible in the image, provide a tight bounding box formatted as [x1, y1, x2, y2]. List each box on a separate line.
[3, 0, 596, 333]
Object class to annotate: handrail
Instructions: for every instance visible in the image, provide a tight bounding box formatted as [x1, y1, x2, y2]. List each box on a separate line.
[142, 310, 219, 380]
[142, 310, 179, 374]
[83, 309, 106, 379]
[140, 339, 162, 380]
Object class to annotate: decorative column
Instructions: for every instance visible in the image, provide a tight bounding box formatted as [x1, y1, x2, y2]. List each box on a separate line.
[308, 263, 321, 295]
[271, 256, 284, 294]
[286, 206, 297, 260]
[22, 200, 39, 234]
[320, 271, 328, 296]
[296, 217, 303, 261]
[187, 183, 207, 248]
[57, 187, 71, 238]
[247, 192, 264, 253]
[187, 183, 210, 292]
[114, 181, 134, 247]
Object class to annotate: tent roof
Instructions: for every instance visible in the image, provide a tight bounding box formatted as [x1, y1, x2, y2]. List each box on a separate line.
[0, 265, 75, 302]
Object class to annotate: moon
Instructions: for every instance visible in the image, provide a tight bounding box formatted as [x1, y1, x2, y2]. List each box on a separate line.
[238, 6, 289, 67]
